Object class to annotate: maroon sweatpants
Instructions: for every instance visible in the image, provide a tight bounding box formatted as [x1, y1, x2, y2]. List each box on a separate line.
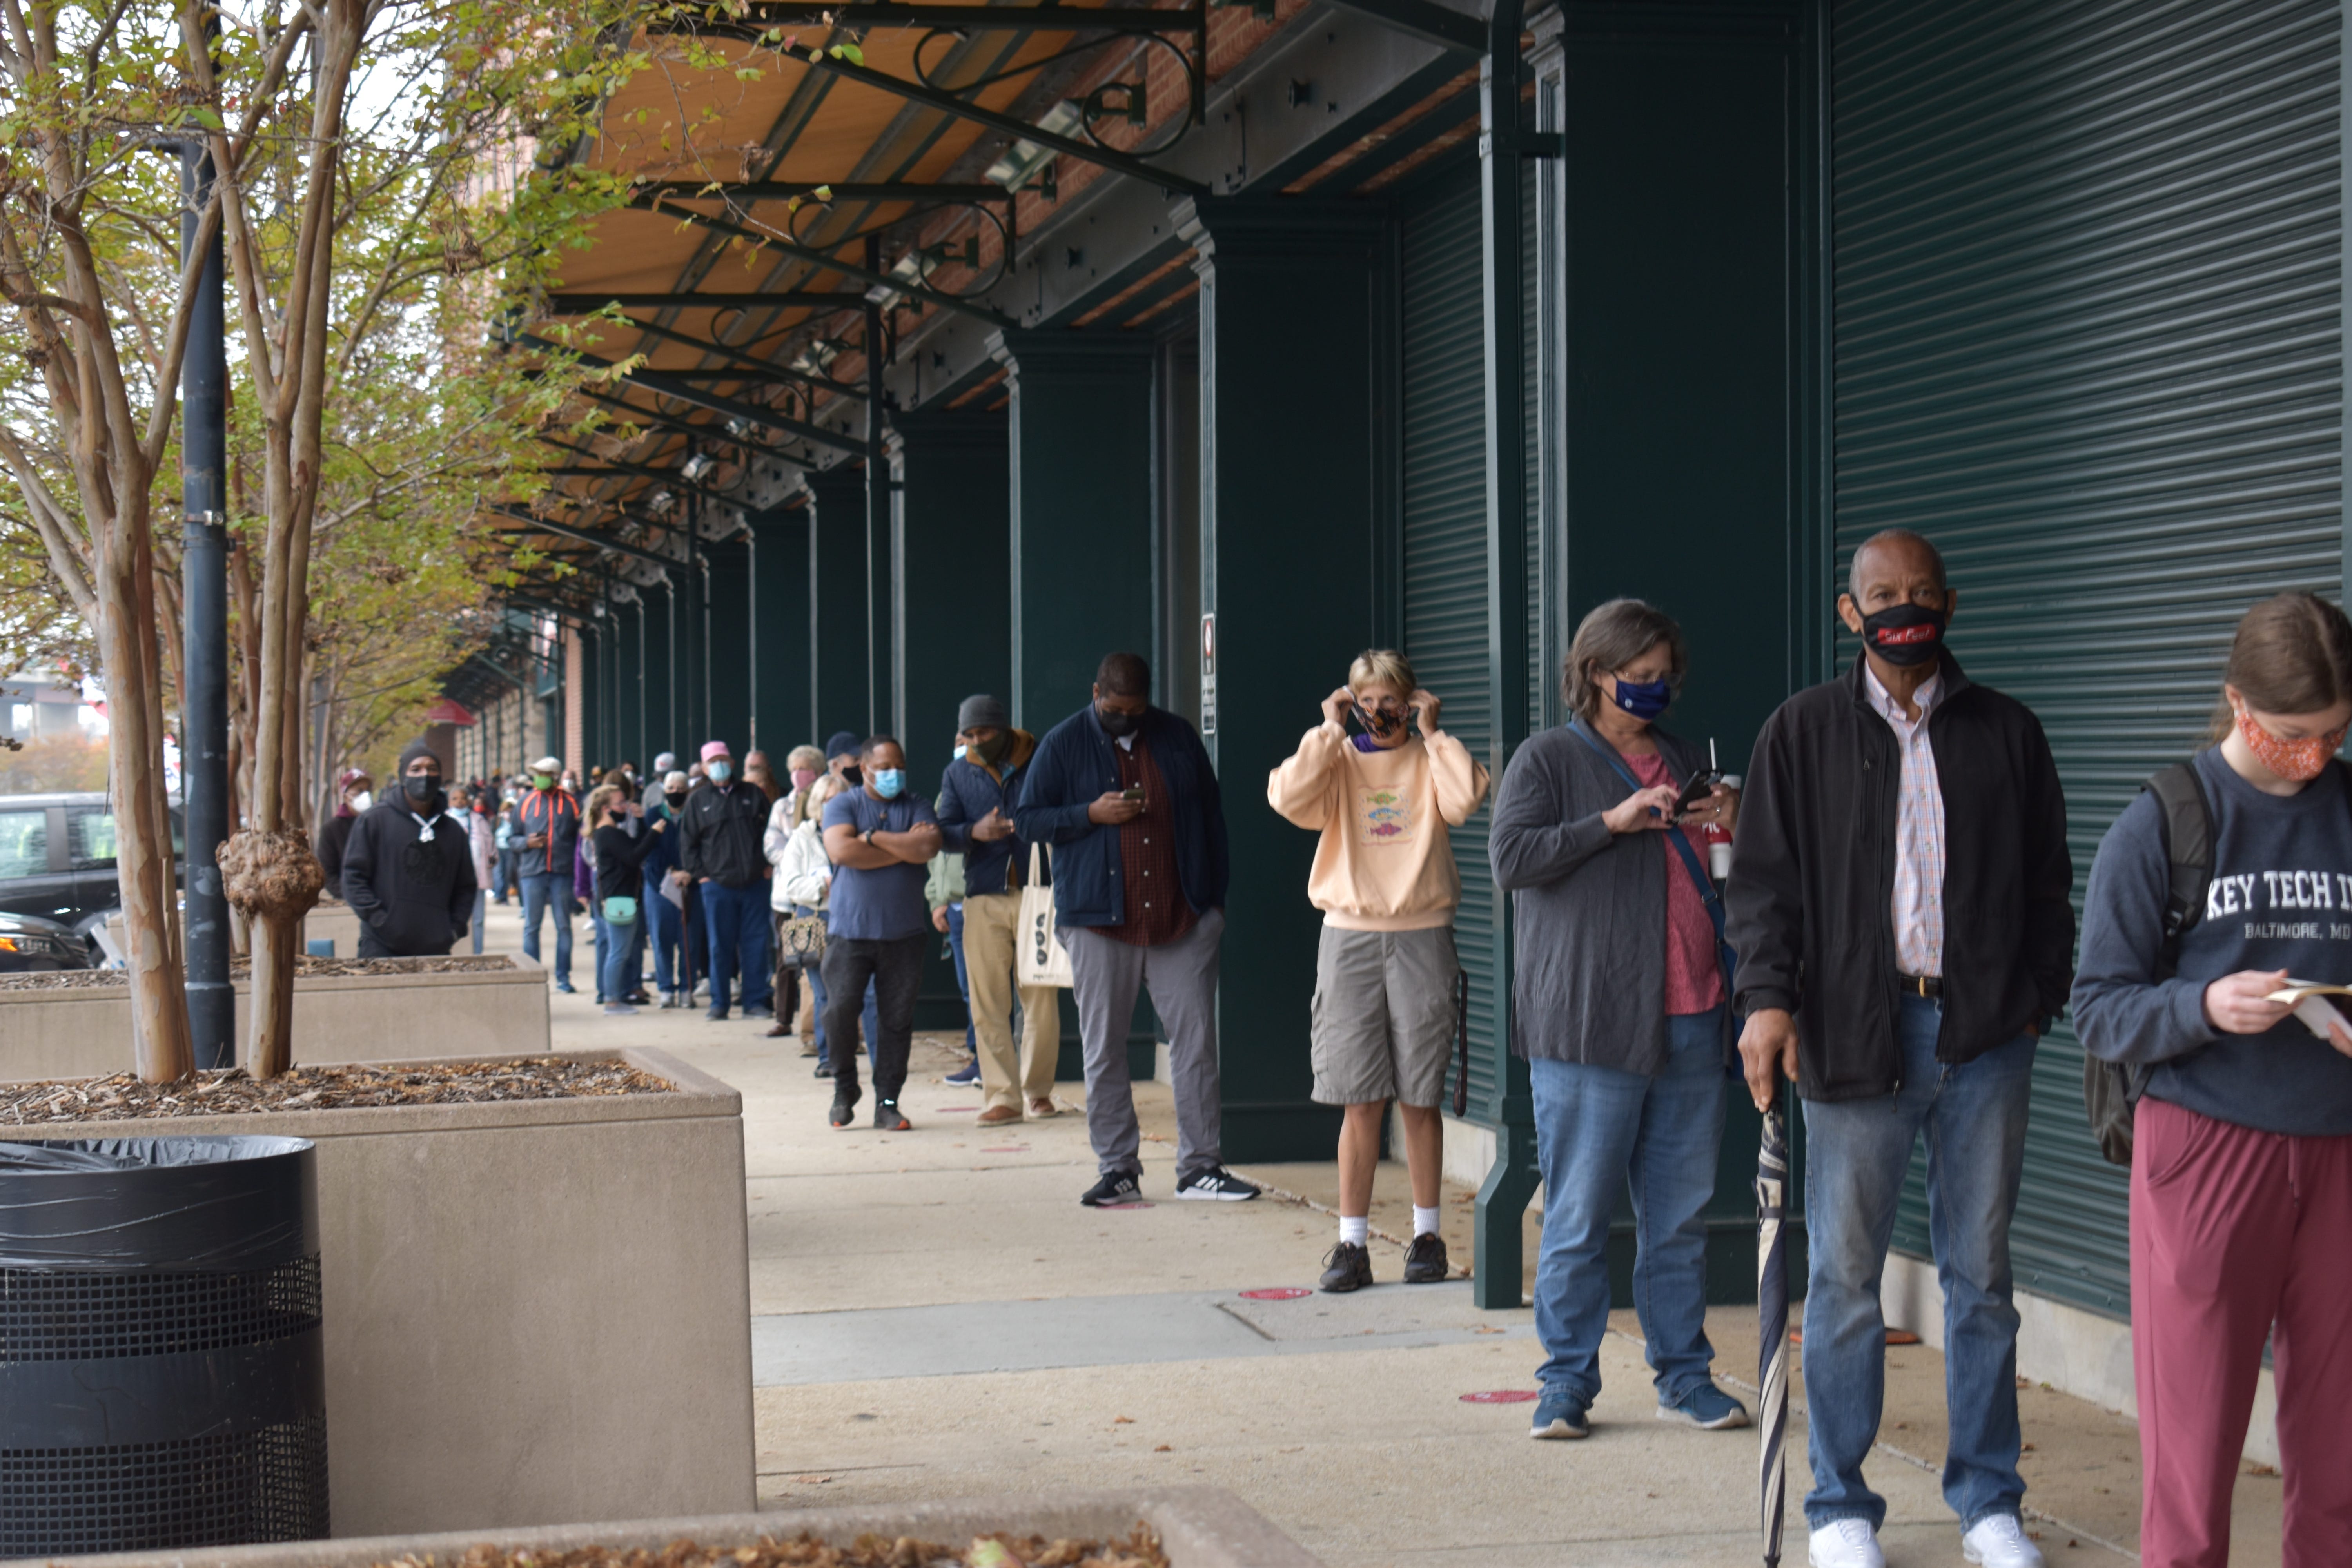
[2132, 1095, 2352, 1567]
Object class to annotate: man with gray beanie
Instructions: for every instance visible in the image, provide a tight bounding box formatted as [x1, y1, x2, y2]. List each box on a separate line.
[341, 737, 477, 958]
[937, 693, 1062, 1124]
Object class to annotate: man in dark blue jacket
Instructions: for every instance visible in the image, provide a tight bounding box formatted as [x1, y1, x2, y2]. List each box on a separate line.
[1013, 652, 1258, 1207]
[938, 693, 1060, 1123]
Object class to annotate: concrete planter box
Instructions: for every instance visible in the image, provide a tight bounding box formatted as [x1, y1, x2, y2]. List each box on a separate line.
[105, 899, 393, 961]
[0, 954, 548, 1079]
[1, 1047, 753, 1540]
[54, 1487, 1321, 1568]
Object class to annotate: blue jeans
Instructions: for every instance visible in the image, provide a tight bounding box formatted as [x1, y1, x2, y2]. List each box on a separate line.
[702, 881, 773, 1014]
[1802, 995, 2034, 1533]
[946, 902, 975, 1054]
[519, 871, 573, 982]
[1529, 1006, 1728, 1408]
[599, 907, 641, 1003]
[648, 884, 687, 993]
[590, 910, 610, 997]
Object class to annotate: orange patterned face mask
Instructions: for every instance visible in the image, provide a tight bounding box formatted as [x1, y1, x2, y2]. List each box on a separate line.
[2234, 701, 2349, 783]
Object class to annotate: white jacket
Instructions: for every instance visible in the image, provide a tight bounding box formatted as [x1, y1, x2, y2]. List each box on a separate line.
[778, 818, 834, 911]
[764, 795, 798, 911]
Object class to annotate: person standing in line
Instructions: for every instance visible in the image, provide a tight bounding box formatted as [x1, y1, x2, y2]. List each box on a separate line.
[1270, 650, 1488, 1293]
[926, 842, 979, 1086]
[764, 744, 829, 1043]
[589, 784, 669, 1017]
[577, 822, 606, 1001]
[820, 736, 943, 1129]
[2073, 592, 2352, 1568]
[492, 792, 519, 905]
[314, 769, 372, 899]
[745, 749, 782, 804]
[938, 695, 1064, 1119]
[1727, 529, 2073, 1568]
[513, 755, 582, 993]
[680, 740, 776, 1021]
[1013, 652, 1259, 1207]
[457, 784, 495, 956]
[642, 752, 678, 813]
[1486, 603, 1748, 1440]
[341, 739, 476, 958]
[782, 771, 854, 1075]
[647, 769, 695, 1007]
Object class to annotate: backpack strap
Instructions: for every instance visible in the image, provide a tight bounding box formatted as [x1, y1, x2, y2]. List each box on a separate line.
[2143, 761, 2214, 980]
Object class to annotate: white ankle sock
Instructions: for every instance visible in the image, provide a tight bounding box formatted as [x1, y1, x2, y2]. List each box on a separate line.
[1413, 1206, 1441, 1238]
[1339, 1215, 1369, 1247]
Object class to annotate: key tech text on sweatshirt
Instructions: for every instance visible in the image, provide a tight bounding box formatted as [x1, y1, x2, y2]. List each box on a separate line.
[2074, 746, 2352, 1138]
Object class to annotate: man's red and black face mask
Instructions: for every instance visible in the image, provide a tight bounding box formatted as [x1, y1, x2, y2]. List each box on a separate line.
[1859, 601, 1947, 668]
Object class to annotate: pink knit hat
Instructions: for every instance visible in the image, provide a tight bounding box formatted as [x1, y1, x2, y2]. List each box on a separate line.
[700, 739, 731, 763]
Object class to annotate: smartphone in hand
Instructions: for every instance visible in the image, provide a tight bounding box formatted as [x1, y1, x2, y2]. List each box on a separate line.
[1122, 785, 1145, 802]
[1672, 770, 1724, 816]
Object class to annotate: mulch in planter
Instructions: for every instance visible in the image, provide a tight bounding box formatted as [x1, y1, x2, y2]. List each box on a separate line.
[0, 954, 517, 993]
[378, 1529, 1169, 1568]
[0, 1058, 672, 1125]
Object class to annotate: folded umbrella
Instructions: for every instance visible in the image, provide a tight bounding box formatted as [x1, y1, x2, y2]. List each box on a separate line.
[1756, 1100, 1790, 1568]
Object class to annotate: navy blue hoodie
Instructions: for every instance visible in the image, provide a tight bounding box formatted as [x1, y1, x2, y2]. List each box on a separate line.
[2073, 746, 2352, 1137]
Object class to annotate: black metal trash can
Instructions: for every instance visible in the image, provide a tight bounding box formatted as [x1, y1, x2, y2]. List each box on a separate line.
[0, 1136, 328, 1555]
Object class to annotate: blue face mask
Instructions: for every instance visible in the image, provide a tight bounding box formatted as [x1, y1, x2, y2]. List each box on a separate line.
[871, 768, 905, 799]
[707, 761, 732, 784]
[952, 744, 968, 761]
[1611, 676, 1672, 722]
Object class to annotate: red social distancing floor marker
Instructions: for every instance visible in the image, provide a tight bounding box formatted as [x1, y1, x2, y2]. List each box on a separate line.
[936, 1105, 979, 1112]
[1238, 1287, 1312, 1301]
[1459, 1390, 1540, 1404]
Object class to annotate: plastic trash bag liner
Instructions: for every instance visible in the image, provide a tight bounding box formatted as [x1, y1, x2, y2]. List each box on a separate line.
[0, 1135, 318, 1270]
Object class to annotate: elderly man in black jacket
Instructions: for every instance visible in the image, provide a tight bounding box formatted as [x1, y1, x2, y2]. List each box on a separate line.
[679, 739, 774, 1022]
[1725, 530, 2071, 1568]
[342, 738, 477, 958]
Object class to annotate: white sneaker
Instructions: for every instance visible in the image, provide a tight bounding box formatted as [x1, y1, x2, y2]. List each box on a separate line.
[1961, 1514, 2044, 1568]
[1808, 1519, 1884, 1568]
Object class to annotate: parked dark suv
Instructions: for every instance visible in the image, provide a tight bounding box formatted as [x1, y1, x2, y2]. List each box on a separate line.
[0, 792, 184, 941]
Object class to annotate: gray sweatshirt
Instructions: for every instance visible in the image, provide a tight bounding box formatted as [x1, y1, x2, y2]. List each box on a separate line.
[2073, 746, 2352, 1136]
[1490, 722, 1725, 1076]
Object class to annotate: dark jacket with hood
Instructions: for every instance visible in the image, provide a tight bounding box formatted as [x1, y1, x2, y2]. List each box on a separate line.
[1013, 704, 1228, 929]
[937, 729, 1040, 898]
[341, 740, 477, 957]
[1724, 649, 2074, 1102]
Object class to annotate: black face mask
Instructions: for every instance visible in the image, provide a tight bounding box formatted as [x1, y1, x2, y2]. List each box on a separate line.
[842, 764, 863, 787]
[665, 791, 687, 809]
[1858, 601, 1948, 668]
[971, 731, 1011, 766]
[1096, 704, 1141, 739]
[404, 775, 445, 810]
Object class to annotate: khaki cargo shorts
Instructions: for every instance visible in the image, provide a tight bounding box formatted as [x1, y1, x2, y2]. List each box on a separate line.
[1308, 923, 1459, 1108]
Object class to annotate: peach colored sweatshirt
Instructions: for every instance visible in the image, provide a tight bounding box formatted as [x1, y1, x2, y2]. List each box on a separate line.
[1266, 723, 1490, 931]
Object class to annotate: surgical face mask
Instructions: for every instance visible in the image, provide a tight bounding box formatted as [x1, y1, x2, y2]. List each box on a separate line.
[1609, 675, 1672, 723]
[665, 790, 687, 809]
[871, 768, 906, 800]
[1858, 600, 1948, 668]
[349, 790, 372, 813]
[707, 761, 733, 784]
[1096, 703, 1141, 739]
[952, 744, 969, 762]
[2234, 702, 2348, 784]
[791, 768, 817, 792]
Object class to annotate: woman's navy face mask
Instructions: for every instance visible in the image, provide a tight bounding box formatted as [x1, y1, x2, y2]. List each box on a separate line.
[1609, 675, 1672, 722]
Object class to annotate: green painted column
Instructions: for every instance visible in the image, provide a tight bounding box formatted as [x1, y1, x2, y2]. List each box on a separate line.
[1176, 196, 1388, 1163]
[988, 329, 1160, 1082]
[985, 331, 1156, 731]
[889, 408, 1011, 786]
[806, 465, 871, 740]
[705, 532, 752, 759]
[750, 502, 812, 754]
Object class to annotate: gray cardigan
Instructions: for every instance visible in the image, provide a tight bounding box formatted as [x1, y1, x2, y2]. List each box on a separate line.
[1489, 721, 1724, 1076]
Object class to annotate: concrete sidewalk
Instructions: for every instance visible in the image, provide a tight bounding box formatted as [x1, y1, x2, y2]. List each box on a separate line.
[490, 897, 2284, 1565]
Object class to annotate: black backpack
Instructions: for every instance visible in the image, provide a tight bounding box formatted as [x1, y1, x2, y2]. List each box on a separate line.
[2081, 762, 2211, 1166]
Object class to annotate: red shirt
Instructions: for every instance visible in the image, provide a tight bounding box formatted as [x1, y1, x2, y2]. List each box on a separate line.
[1105, 735, 1195, 947]
[1630, 751, 1725, 1016]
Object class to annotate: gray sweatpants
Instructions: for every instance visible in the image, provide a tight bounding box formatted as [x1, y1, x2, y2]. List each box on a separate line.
[1063, 907, 1225, 1183]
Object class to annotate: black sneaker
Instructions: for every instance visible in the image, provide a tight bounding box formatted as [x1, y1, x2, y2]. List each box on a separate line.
[1080, 1169, 1144, 1207]
[874, 1099, 911, 1132]
[1403, 1232, 1450, 1283]
[829, 1093, 858, 1129]
[1319, 1241, 1373, 1293]
[1174, 1167, 1261, 1201]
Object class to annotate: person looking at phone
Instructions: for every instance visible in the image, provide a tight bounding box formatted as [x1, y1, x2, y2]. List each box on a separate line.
[2073, 592, 2352, 1568]
[1489, 599, 1749, 1445]
[1013, 651, 1258, 1206]
[1727, 530, 2072, 1568]
[1269, 650, 1488, 1291]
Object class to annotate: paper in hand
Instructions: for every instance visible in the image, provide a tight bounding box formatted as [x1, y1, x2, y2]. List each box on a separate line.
[2265, 980, 2352, 1041]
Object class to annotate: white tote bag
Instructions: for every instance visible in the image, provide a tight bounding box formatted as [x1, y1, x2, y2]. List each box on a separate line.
[1016, 842, 1074, 989]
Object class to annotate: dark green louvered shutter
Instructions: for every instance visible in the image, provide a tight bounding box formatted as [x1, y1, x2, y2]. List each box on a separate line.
[1831, 0, 2343, 1318]
[1401, 164, 1503, 1122]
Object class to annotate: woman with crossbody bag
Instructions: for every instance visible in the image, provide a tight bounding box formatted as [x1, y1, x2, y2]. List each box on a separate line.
[1488, 597, 1748, 1443]
[590, 785, 667, 1017]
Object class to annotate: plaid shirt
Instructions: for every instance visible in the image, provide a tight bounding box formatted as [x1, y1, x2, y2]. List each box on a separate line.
[1866, 666, 1947, 977]
[1105, 733, 1196, 947]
